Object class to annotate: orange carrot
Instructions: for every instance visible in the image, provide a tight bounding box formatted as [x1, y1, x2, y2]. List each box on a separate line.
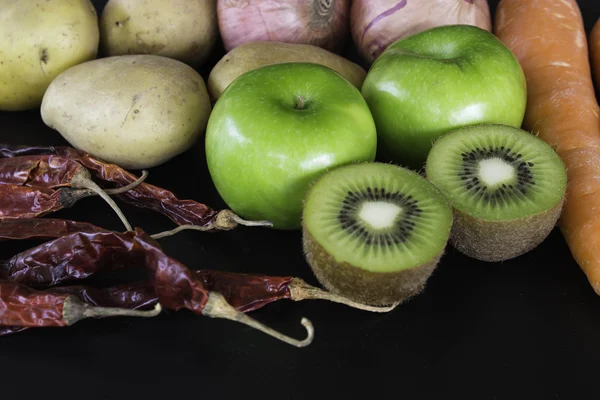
[494, 0, 600, 295]
[590, 18, 600, 90]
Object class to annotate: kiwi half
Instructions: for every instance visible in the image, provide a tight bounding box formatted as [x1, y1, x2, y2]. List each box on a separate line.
[425, 124, 567, 262]
[301, 162, 453, 306]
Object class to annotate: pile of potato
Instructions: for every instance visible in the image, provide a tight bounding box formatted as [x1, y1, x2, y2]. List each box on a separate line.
[0, 0, 367, 170]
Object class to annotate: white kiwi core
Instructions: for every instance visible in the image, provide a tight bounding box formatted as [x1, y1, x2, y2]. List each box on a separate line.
[477, 158, 515, 188]
[358, 202, 403, 229]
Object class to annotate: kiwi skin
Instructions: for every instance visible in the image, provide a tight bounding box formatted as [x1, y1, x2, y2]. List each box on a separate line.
[449, 196, 565, 262]
[302, 228, 442, 306]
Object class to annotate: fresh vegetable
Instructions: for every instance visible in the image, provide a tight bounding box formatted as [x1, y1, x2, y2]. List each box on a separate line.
[590, 18, 600, 90]
[0, 0, 99, 111]
[350, 0, 492, 65]
[217, 0, 350, 53]
[494, 0, 600, 294]
[40, 55, 211, 170]
[207, 41, 367, 101]
[100, 0, 219, 68]
[361, 24, 527, 169]
[205, 62, 377, 230]
[0, 144, 271, 231]
[302, 162, 453, 306]
[425, 124, 567, 262]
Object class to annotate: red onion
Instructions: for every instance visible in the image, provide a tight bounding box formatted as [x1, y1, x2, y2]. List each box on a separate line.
[217, 0, 351, 53]
[351, 0, 492, 64]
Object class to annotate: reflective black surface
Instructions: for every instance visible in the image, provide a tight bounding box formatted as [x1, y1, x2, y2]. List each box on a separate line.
[1, 1, 599, 399]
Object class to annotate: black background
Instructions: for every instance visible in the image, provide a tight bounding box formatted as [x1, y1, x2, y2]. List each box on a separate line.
[2, 1, 600, 399]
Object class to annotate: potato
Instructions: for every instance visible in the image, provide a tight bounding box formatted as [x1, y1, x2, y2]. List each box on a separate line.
[100, 0, 218, 68]
[0, 0, 99, 111]
[41, 55, 211, 170]
[207, 41, 368, 101]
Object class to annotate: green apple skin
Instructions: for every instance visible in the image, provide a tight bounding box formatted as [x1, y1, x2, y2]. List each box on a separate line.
[205, 62, 377, 230]
[361, 25, 527, 169]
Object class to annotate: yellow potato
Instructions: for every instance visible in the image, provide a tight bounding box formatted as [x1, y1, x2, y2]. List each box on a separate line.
[100, 0, 218, 68]
[41, 55, 211, 170]
[0, 0, 99, 111]
[207, 41, 367, 101]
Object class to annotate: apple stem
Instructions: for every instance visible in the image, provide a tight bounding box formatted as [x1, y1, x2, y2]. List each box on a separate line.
[296, 95, 306, 110]
[288, 278, 400, 312]
[150, 210, 273, 239]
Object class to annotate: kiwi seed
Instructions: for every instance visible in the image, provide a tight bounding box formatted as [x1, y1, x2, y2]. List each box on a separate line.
[425, 124, 567, 262]
[301, 162, 453, 306]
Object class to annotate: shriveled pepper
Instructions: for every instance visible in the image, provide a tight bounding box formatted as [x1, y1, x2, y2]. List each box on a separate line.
[0, 218, 109, 241]
[0, 229, 315, 347]
[0, 144, 270, 232]
[0, 229, 145, 287]
[0, 280, 162, 337]
[0, 219, 397, 313]
[0, 185, 63, 219]
[0, 281, 162, 328]
[131, 228, 315, 347]
[0, 154, 148, 230]
[0, 155, 82, 188]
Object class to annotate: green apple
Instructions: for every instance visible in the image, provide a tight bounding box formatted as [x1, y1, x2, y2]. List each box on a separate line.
[361, 24, 527, 169]
[205, 62, 377, 230]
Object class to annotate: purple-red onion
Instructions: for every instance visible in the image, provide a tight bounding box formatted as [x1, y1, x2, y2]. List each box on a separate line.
[217, 0, 351, 53]
[351, 0, 492, 64]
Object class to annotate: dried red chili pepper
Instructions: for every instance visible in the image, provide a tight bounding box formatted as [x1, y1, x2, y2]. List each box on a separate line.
[0, 229, 145, 287]
[0, 185, 63, 219]
[0, 229, 314, 346]
[0, 326, 26, 336]
[0, 281, 162, 328]
[130, 228, 315, 347]
[0, 218, 109, 241]
[0, 155, 147, 230]
[0, 218, 397, 313]
[0, 280, 161, 337]
[0, 145, 55, 159]
[0, 155, 82, 188]
[0, 144, 270, 232]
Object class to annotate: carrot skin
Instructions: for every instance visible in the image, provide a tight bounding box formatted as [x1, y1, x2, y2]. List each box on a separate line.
[494, 0, 600, 295]
[590, 18, 600, 91]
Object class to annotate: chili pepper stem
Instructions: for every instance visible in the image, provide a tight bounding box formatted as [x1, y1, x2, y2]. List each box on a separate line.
[203, 292, 314, 348]
[150, 210, 273, 239]
[288, 278, 400, 312]
[70, 170, 133, 231]
[103, 170, 149, 194]
[62, 297, 162, 326]
[221, 210, 273, 228]
[150, 222, 213, 239]
[60, 169, 149, 203]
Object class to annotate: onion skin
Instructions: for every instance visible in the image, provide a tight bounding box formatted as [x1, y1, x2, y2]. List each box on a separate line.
[351, 0, 492, 64]
[217, 0, 351, 53]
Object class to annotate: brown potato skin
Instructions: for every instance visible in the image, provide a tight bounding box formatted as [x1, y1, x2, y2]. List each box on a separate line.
[207, 41, 367, 101]
[0, 0, 99, 111]
[100, 0, 218, 68]
[41, 55, 211, 170]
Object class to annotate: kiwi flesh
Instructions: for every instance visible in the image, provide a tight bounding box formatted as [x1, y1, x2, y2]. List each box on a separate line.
[301, 162, 453, 306]
[425, 124, 567, 262]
